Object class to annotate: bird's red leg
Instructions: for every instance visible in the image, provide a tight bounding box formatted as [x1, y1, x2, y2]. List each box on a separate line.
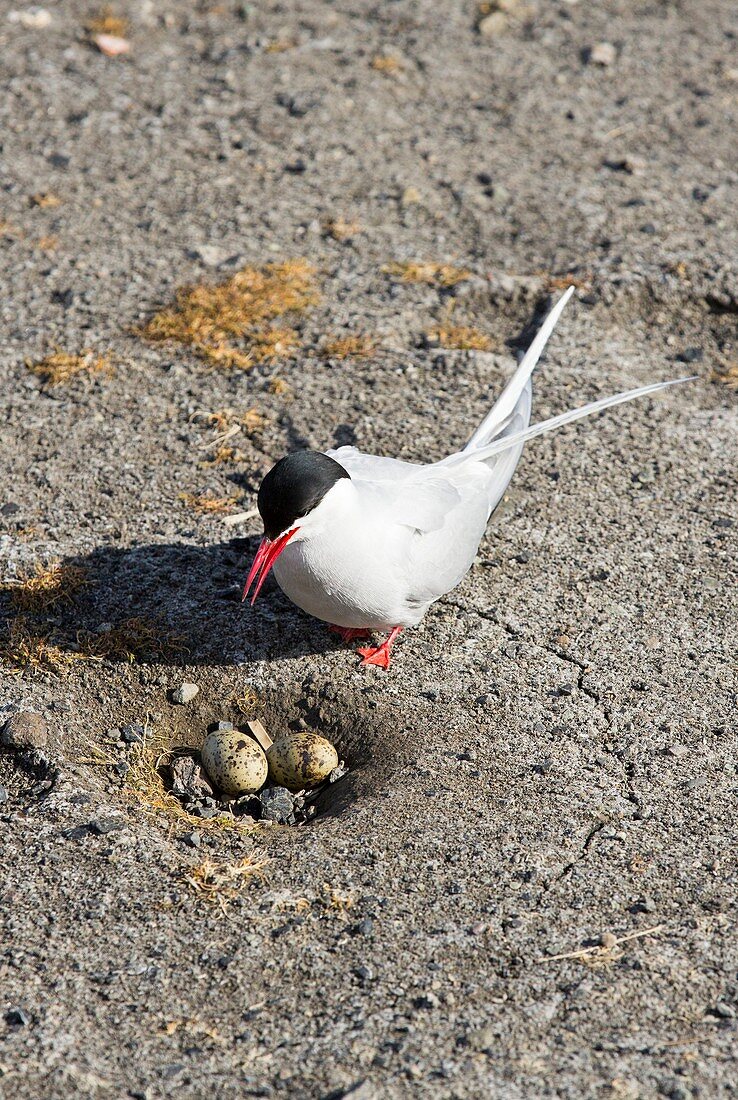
[328, 625, 371, 643]
[357, 626, 403, 670]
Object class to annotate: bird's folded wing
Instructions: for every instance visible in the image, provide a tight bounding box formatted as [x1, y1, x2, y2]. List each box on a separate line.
[327, 446, 464, 533]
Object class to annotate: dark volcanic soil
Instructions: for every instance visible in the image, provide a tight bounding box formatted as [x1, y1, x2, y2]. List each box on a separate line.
[1, 2, 737, 1098]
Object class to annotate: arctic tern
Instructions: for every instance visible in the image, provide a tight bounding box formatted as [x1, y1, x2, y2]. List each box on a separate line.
[244, 287, 691, 668]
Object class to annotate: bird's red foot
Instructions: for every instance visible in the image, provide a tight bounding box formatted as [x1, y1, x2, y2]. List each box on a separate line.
[357, 626, 403, 670]
[328, 624, 371, 642]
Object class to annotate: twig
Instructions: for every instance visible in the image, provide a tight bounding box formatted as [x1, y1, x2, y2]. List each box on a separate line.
[197, 423, 242, 450]
[541, 924, 664, 963]
[221, 508, 259, 526]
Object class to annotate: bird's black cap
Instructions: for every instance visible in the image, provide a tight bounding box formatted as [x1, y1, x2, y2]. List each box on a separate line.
[257, 450, 350, 539]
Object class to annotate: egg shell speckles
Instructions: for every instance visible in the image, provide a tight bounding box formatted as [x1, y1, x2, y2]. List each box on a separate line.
[200, 729, 268, 796]
[266, 732, 339, 792]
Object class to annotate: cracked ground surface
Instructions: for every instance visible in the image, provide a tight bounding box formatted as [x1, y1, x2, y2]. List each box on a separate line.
[1, 1, 737, 1097]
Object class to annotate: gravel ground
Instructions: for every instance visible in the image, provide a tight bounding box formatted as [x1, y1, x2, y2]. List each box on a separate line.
[1, 1, 737, 1098]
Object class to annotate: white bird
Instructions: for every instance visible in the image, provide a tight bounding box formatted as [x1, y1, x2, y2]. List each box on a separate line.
[244, 288, 691, 668]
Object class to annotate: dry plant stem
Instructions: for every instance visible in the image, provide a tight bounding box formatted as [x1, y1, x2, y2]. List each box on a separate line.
[221, 508, 259, 527]
[542, 924, 664, 963]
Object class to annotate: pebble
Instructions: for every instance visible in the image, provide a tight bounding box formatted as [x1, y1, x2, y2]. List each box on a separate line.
[713, 1001, 735, 1019]
[600, 931, 617, 949]
[183, 830, 201, 849]
[171, 682, 199, 705]
[169, 756, 214, 801]
[0, 785, 7, 805]
[478, 11, 507, 37]
[120, 723, 144, 744]
[590, 41, 616, 66]
[1, 711, 48, 751]
[88, 816, 125, 836]
[5, 1007, 29, 1027]
[259, 786, 295, 824]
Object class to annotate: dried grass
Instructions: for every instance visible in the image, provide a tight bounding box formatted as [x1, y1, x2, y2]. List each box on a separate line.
[323, 217, 361, 241]
[37, 235, 59, 252]
[125, 738, 253, 836]
[142, 259, 318, 370]
[2, 561, 88, 613]
[86, 7, 128, 36]
[26, 349, 113, 386]
[179, 492, 239, 516]
[426, 325, 493, 351]
[0, 619, 88, 676]
[371, 55, 403, 74]
[268, 377, 291, 396]
[250, 327, 299, 363]
[199, 445, 247, 468]
[228, 687, 263, 717]
[384, 261, 471, 287]
[322, 334, 376, 359]
[546, 273, 590, 292]
[711, 362, 738, 391]
[322, 885, 356, 913]
[185, 856, 269, 910]
[541, 925, 663, 969]
[30, 192, 61, 209]
[77, 617, 186, 662]
[195, 407, 269, 436]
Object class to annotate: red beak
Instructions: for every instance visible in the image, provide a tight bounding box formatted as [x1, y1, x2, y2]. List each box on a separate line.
[242, 528, 297, 605]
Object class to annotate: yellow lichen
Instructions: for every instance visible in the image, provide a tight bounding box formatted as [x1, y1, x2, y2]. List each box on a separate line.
[86, 8, 128, 37]
[426, 325, 493, 351]
[178, 492, 239, 516]
[142, 260, 318, 370]
[384, 261, 471, 287]
[322, 334, 376, 359]
[26, 349, 113, 386]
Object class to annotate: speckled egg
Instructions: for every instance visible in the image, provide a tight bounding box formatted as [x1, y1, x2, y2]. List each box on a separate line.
[200, 728, 268, 796]
[266, 732, 339, 791]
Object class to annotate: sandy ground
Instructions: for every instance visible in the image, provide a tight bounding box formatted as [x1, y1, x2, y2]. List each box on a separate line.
[1, 1, 737, 1097]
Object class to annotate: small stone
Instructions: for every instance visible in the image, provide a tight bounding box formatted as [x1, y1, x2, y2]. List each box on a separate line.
[120, 723, 144, 744]
[190, 245, 231, 267]
[340, 1082, 377, 1100]
[1, 711, 48, 751]
[5, 1007, 30, 1027]
[589, 41, 616, 66]
[328, 763, 348, 783]
[478, 11, 507, 36]
[1, 502, 20, 516]
[88, 816, 125, 835]
[171, 682, 199, 705]
[9, 8, 53, 29]
[0, 785, 8, 805]
[401, 186, 422, 206]
[169, 755, 214, 801]
[468, 1024, 496, 1052]
[183, 831, 201, 849]
[208, 720, 233, 733]
[258, 786, 294, 824]
[600, 931, 617, 949]
[114, 761, 130, 779]
[713, 1001, 735, 1019]
[677, 346, 703, 363]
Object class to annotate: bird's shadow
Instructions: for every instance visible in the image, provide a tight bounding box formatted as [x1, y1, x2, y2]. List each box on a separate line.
[19, 537, 341, 666]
